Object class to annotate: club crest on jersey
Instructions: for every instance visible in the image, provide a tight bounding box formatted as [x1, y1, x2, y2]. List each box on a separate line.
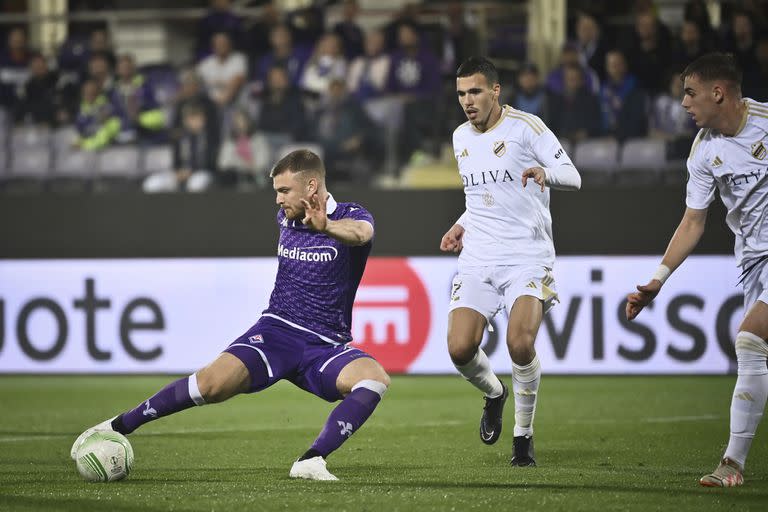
[493, 141, 506, 157]
[248, 334, 263, 344]
[752, 141, 766, 160]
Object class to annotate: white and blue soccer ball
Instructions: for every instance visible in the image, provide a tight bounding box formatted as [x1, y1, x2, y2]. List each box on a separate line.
[75, 431, 134, 482]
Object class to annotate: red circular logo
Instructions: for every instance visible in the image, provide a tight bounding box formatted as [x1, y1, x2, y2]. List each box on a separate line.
[351, 258, 431, 372]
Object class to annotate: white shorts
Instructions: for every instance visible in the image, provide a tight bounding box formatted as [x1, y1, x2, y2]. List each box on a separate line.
[448, 265, 559, 322]
[742, 258, 768, 310]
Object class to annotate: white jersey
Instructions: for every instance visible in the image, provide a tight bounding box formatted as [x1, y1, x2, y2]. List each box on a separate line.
[453, 105, 578, 269]
[686, 99, 768, 268]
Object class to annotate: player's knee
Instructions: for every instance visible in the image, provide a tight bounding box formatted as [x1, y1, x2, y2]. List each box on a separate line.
[352, 375, 389, 398]
[447, 334, 478, 365]
[507, 333, 536, 365]
[196, 371, 234, 404]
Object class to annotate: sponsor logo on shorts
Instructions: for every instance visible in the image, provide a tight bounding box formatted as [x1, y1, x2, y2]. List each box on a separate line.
[277, 244, 338, 262]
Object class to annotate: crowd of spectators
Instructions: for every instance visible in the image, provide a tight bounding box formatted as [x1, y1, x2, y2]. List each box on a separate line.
[1, 0, 768, 191]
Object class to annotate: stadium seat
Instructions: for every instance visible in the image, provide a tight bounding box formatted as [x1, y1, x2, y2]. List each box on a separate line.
[142, 145, 173, 174]
[9, 149, 51, 178]
[52, 150, 98, 179]
[53, 126, 79, 154]
[96, 145, 142, 179]
[11, 126, 52, 149]
[572, 138, 619, 185]
[617, 137, 668, 186]
[1, 147, 50, 193]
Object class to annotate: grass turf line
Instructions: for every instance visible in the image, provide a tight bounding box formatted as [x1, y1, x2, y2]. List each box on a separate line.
[0, 375, 766, 511]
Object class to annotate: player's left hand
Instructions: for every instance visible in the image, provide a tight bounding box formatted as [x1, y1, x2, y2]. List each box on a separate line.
[522, 167, 547, 192]
[301, 193, 328, 232]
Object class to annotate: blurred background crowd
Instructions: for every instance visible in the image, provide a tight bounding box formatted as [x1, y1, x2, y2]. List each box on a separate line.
[0, 0, 766, 192]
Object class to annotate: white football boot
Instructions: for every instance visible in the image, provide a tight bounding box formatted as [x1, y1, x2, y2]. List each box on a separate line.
[70, 416, 117, 460]
[289, 456, 339, 481]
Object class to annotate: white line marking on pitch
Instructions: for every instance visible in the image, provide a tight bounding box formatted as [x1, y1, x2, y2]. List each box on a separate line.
[0, 420, 466, 443]
[567, 414, 721, 425]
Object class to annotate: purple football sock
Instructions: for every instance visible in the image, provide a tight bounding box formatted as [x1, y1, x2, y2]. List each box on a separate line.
[309, 386, 383, 458]
[115, 375, 205, 434]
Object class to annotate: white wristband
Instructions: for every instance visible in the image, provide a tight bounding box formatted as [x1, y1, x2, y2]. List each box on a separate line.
[652, 264, 671, 284]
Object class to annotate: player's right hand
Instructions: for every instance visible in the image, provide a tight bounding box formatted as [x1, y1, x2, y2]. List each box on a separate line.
[625, 280, 662, 320]
[440, 224, 465, 253]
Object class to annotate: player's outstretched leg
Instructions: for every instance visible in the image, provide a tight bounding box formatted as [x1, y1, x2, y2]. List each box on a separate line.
[290, 358, 389, 481]
[70, 353, 249, 459]
[507, 296, 543, 467]
[448, 308, 507, 445]
[700, 331, 768, 487]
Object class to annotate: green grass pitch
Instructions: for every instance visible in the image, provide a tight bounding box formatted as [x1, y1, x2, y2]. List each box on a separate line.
[0, 375, 766, 511]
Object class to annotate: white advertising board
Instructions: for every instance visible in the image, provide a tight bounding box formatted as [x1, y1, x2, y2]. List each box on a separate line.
[0, 256, 743, 374]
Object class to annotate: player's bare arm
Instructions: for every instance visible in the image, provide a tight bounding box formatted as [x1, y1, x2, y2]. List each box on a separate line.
[626, 207, 708, 320]
[440, 223, 465, 253]
[302, 193, 373, 246]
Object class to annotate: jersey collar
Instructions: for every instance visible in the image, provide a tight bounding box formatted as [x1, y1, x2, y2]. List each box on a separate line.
[326, 193, 338, 214]
[471, 104, 508, 134]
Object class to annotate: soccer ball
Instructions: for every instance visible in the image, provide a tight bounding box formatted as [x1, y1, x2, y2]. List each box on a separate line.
[75, 431, 134, 482]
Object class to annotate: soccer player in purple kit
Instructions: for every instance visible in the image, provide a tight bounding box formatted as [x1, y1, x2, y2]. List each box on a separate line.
[70, 149, 390, 481]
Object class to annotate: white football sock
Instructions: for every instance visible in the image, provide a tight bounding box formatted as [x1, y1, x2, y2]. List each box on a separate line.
[512, 355, 541, 437]
[724, 331, 768, 469]
[454, 348, 504, 398]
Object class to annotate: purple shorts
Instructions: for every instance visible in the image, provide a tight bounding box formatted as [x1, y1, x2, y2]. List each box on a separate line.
[223, 316, 373, 402]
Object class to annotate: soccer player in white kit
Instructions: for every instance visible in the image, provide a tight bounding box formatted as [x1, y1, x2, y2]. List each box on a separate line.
[627, 53, 768, 487]
[440, 57, 581, 466]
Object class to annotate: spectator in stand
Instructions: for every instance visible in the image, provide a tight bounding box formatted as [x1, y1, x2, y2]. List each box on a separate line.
[384, 3, 422, 51]
[256, 65, 306, 145]
[245, 1, 281, 63]
[649, 71, 696, 141]
[87, 29, 116, 72]
[300, 33, 347, 97]
[197, 0, 244, 59]
[512, 63, 549, 121]
[347, 29, 391, 101]
[725, 10, 758, 72]
[743, 38, 768, 102]
[286, 3, 326, 50]
[310, 78, 380, 184]
[548, 63, 602, 143]
[197, 32, 247, 107]
[87, 51, 114, 95]
[14, 52, 59, 127]
[671, 19, 712, 74]
[623, 8, 674, 96]
[684, 0, 717, 42]
[74, 79, 119, 151]
[0, 27, 30, 108]
[546, 43, 600, 96]
[144, 102, 220, 193]
[218, 108, 271, 187]
[171, 70, 220, 151]
[388, 23, 441, 164]
[254, 24, 307, 89]
[333, 0, 364, 59]
[110, 54, 166, 144]
[440, 1, 480, 75]
[600, 49, 648, 141]
[574, 10, 609, 82]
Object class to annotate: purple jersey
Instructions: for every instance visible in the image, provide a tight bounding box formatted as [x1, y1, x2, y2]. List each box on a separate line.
[262, 194, 374, 344]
